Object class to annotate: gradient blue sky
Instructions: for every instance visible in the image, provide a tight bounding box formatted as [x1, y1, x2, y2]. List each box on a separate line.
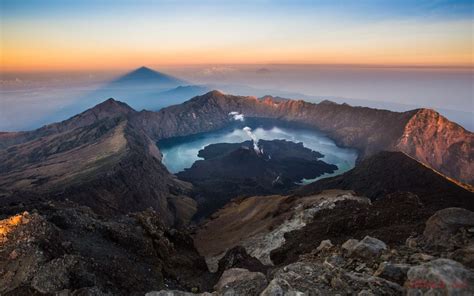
[1, 0, 473, 71]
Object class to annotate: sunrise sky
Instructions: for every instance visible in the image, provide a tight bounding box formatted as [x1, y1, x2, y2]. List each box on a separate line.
[1, 0, 473, 72]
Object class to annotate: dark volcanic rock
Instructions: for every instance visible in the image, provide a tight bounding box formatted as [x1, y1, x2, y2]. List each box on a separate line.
[422, 207, 474, 249]
[295, 151, 473, 207]
[177, 139, 336, 218]
[216, 246, 270, 280]
[0, 203, 213, 295]
[214, 268, 268, 296]
[270, 152, 474, 266]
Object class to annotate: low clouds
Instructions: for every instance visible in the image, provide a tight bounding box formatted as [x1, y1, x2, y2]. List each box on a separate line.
[228, 111, 244, 121]
[201, 67, 237, 76]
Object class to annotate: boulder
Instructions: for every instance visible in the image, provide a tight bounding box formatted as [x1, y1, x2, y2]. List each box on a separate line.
[423, 207, 474, 249]
[214, 268, 267, 296]
[342, 238, 359, 254]
[349, 236, 387, 259]
[405, 258, 474, 295]
[323, 255, 346, 269]
[374, 262, 411, 285]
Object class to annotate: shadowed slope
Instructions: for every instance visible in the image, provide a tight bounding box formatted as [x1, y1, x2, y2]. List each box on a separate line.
[0, 99, 195, 226]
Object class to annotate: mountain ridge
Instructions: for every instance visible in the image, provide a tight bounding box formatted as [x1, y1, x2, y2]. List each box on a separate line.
[0, 100, 196, 226]
[131, 91, 473, 184]
[1, 91, 472, 184]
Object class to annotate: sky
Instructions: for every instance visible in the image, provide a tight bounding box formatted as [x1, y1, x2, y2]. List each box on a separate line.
[1, 0, 473, 71]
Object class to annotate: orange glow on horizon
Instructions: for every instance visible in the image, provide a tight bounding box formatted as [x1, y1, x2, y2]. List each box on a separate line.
[2, 15, 472, 72]
[2, 46, 473, 73]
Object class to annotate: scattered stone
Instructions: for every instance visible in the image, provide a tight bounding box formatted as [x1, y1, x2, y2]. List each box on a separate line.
[0, 206, 212, 295]
[323, 255, 345, 269]
[259, 278, 292, 296]
[316, 239, 334, 252]
[214, 268, 267, 296]
[344, 272, 404, 295]
[405, 258, 474, 295]
[330, 275, 348, 290]
[342, 239, 359, 254]
[355, 263, 367, 272]
[8, 249, 18, 260]
[409, 253, 434, 263]
[349, 236, 387, 259]
[405, 237, 418, 249]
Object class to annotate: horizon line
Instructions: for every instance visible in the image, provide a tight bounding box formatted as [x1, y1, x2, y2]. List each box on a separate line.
[2, 62, 473, 74]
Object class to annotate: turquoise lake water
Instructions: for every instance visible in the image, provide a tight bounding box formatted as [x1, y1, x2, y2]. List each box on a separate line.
[159, 122, 358, 183]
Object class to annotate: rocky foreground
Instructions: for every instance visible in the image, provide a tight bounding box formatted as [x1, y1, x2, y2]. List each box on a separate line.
[1, 200, 473, 295]
[151, 207, 474, 296]
[0, 203, 213, 295]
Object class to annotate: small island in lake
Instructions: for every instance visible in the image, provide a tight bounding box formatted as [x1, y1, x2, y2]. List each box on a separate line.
[177, 139, 338, 217]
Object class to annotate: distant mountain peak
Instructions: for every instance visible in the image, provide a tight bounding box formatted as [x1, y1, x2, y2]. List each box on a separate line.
[319, 99, 338, 105]
[93, 98, 134, 113]
[207, 90, 225, 96]
[190, 90, 226, 103]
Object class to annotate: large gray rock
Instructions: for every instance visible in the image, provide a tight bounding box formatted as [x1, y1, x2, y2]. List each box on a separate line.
[214, 268, 267, 296]
[374, 262, 411, 285]
[349, 236, 387, 259]
[316, 239, 334, 252]
[423, 207, 474, 249]
[405, 258, 474, 296]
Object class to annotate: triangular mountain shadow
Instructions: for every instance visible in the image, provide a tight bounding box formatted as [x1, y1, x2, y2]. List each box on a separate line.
[106, 66, 188, 89]
[34, 67, 209, 126]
